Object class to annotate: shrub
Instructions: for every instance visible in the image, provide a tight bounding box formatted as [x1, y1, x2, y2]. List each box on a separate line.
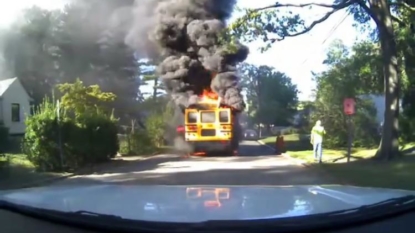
[22, 97, 119, 172]
[146, 112, 167, 148]
[400, 112, 415, 143]
[0, 121, 9, 153]
[146, 104, 173, 148]
[128, 130, 155, 155]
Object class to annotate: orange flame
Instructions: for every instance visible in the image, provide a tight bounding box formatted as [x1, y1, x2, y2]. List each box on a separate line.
[199, 89, 219, 106]
[198, 71, 220, 107]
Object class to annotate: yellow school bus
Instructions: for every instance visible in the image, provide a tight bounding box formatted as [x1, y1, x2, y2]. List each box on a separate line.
[184, 105, 238, 156]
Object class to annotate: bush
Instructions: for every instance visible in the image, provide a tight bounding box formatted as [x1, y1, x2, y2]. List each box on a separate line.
[127, 130, 156, 155]
[119, 107, 172, 156]
[118, 118, 159, 156]
[400, 111, 415, 143]
[22, 98, 119, 172]
[146, 112, 167, 148]
[0, 121, 9, 153]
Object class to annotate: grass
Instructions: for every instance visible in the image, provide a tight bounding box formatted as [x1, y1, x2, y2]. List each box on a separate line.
[261, 134, 415, 190]
[260, 134, 311, 151]
[299, 146, 415, 190]
[0, 153, 68, 190]
[321, 156, 415, 190]
[288, 148, 376, 163]
[0, 144, 171, 190]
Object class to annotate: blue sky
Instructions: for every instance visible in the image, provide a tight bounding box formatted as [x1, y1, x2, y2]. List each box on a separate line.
[0, 0, 371, 101]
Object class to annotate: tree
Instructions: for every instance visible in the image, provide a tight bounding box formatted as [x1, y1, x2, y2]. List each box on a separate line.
[1, 1, 143, 124]
[312, 40, 383, 148]
[229, 0, 408, 160]
[320, 39, 383, 95]
[57, 0, 141, 122]
[57, 78, 116, 117]
[295, 100, 314, 130]
[138, 59, 165, 99]
[239, 63, 298, 131]
[1, 6, 61, 105]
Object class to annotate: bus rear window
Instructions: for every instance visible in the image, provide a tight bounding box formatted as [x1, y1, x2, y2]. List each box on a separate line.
[201, 111, 215, 123]
[187, 112, 197, 123]
[219, 111, 229, 123]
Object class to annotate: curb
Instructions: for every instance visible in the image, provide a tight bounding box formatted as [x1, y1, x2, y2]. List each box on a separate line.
[3, 154, 165, 190]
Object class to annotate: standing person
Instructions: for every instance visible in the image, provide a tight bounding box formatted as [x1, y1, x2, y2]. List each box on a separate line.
[310, 120, 326, 163]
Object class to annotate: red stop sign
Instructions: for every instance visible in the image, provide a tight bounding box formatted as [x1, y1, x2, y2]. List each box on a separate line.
[343, 98, 355, 115]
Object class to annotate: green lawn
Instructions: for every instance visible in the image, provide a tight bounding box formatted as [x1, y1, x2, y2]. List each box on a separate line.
[289, 143, 415, 191]
[321, 156, 415, 190]
[0, 146, 170, 190]
[260, 134, 311, 151]
[0, 154, 68, 190]
[261, 135, 415, 190]
[288, 148, 377, 163]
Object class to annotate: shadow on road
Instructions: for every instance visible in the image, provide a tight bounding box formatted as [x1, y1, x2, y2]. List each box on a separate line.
[238, 143, 275, 156]
[43, 140, 340, 187]
[53, 154, 338, 187]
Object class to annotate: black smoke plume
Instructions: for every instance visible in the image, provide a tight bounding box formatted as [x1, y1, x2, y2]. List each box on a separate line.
[151, 0, 248, 111]
[127, 0, 248, 151]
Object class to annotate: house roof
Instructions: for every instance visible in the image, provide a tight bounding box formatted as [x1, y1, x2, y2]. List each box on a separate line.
[0, 77, 33, 101]
[0, 77, 18, 97]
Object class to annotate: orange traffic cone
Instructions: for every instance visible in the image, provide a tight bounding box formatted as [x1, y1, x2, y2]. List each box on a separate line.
[275, 136, 285, 155]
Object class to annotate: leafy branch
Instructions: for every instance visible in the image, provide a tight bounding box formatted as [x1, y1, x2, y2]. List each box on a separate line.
[228, 0, 356, 51]
[389, 1, 415, 12]
[387, 1, 415, 28]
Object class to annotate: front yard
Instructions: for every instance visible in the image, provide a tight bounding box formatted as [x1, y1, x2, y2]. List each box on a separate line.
[260, 135, 415, 190]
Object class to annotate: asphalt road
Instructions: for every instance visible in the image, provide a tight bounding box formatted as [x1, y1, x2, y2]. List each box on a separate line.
[51, 141, 337, 186]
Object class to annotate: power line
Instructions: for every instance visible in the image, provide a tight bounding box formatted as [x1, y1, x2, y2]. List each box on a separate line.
[300, 11, 349, 66]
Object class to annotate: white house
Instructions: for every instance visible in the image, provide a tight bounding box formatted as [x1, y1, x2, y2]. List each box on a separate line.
[360, 94, 403, 125]
[0, 77, 32, 135]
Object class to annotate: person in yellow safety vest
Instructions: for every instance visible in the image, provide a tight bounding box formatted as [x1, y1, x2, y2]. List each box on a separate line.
[310, 120, 326, 163]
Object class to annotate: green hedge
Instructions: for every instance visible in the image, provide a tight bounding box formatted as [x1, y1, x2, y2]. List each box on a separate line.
[119, 130, 156, 156]
[22, 99, 119, 172]
[0, 121, 9, 153]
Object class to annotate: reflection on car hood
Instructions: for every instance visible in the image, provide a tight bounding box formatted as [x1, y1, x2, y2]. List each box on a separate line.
[1, 185, 415, 222]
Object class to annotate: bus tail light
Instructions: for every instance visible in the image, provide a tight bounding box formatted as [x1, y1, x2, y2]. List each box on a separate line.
[187, 125, 197, 131]
[220, 124, 232, 131]
[176, 126, 185, 133]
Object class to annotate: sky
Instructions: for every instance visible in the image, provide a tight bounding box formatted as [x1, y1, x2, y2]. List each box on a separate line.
[235, 0, 371, 100]
[0, 1, 68, 27]
[0, 0, 372, 101]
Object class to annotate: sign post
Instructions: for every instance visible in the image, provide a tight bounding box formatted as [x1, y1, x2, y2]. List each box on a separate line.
[57, 100, 64, 169]
[343, 98, 355, 163]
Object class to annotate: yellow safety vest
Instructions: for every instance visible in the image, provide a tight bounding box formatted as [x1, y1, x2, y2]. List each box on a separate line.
[311, 126, 326, 143]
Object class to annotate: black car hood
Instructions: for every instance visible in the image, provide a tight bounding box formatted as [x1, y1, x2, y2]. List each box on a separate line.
[1, 184, 415, 222]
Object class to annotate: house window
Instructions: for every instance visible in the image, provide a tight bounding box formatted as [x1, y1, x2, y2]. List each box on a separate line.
[11, 103, 20, 122]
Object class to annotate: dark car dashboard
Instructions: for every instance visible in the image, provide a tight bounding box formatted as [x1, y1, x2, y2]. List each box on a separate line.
[2, 208, 415, 233]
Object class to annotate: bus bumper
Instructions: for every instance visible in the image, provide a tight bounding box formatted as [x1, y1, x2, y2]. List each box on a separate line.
[188, 140, 236, 153]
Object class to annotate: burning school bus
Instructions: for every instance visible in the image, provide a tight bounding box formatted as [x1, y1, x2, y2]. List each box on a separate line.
[178, 89, 240, 156]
